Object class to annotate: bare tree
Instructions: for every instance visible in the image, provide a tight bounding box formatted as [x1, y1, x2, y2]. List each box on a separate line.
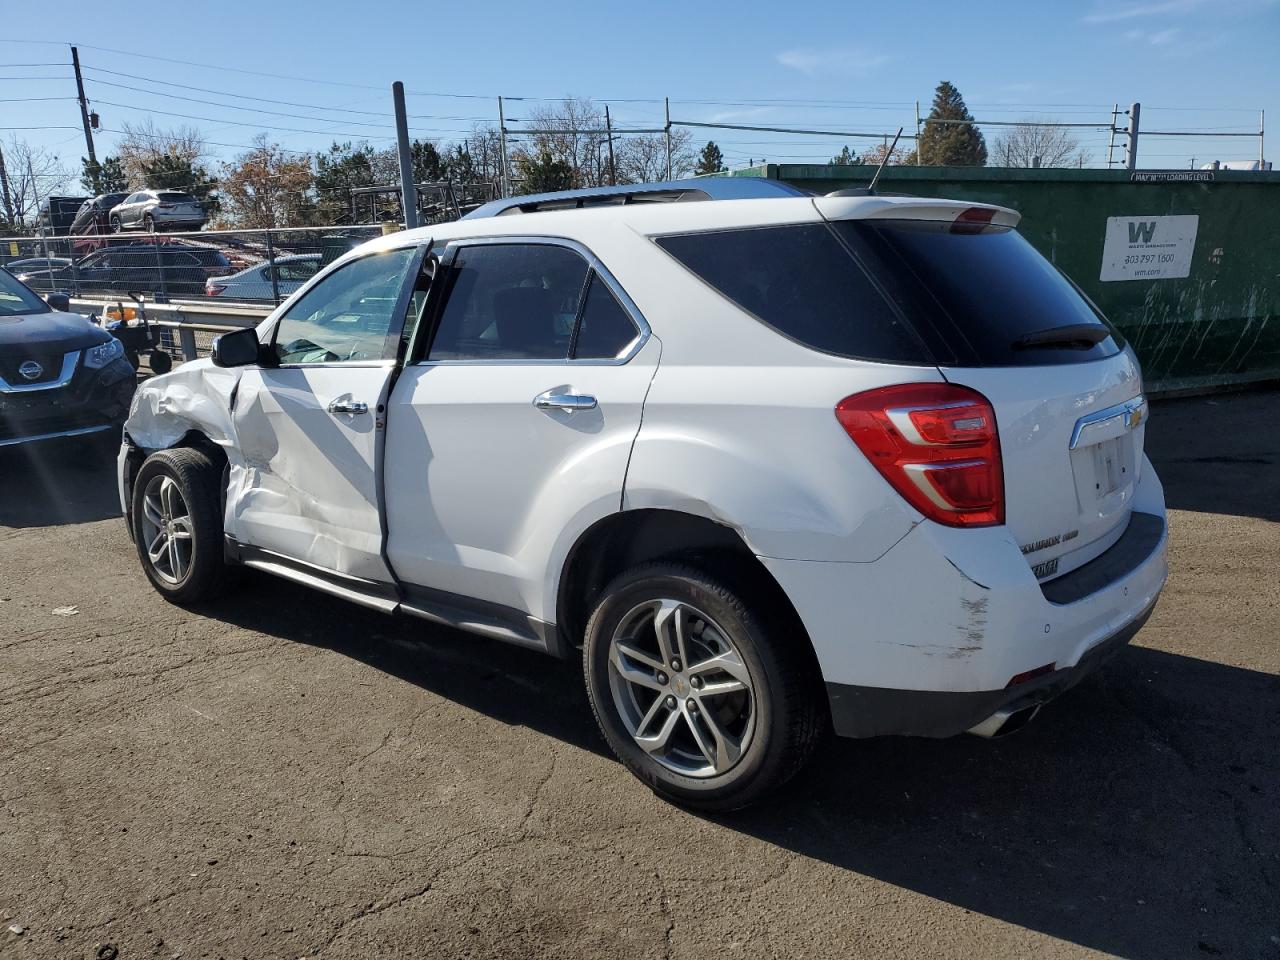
[615, 128, 695, 183]
[518, 97, 609, 188]
[859, 141, 911, 166]
[991, 120, 1090, 168]
[115, 119, 211, 186]
[0, 136, 71, 229]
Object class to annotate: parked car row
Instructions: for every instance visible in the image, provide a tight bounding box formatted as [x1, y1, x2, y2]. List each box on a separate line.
[7, 247, 329, 302]
[11, 244, 232, 297]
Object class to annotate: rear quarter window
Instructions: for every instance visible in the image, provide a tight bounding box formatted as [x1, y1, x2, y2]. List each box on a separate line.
[654, 224, 931, 364]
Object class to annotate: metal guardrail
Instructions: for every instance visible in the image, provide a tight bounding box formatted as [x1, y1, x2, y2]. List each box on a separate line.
[69, 295, 270, 363]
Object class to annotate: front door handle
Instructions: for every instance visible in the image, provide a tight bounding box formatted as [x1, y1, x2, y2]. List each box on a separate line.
[327, 399, 368, 415]
[534, 390, 598, 413]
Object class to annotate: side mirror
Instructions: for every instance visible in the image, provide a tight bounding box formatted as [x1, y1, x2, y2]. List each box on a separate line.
[211, 327, 262, 368]
[44, 291, 71, 312]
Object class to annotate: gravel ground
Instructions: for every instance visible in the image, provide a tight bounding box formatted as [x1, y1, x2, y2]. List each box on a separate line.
[1, 389, 1277, 960]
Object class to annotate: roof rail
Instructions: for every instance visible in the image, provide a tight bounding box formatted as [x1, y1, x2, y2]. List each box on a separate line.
[462, 177, 809, 219]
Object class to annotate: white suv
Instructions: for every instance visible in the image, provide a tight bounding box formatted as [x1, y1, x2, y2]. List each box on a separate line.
[118, 180, 1169, 809]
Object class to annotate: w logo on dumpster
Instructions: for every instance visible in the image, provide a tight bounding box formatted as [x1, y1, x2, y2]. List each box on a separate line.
[1128, 221, 1157, 243]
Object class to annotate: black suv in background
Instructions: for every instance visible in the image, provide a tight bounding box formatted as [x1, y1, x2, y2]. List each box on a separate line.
[0, 270, 135, 453]
[14, 244, 231, 297]
[69, 192, 132, 236]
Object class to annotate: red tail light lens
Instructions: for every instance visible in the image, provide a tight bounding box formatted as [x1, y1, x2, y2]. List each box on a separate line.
[205, 283, 226, 296]
[835, 383, 1004, 527]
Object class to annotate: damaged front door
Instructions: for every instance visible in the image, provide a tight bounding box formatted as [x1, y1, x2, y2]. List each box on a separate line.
[231, 245, 423, 586]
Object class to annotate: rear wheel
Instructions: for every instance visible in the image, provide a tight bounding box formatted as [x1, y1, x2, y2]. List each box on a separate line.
[584, 562, 825, 811]
[110, 215, 122, 233]
[143, 213, 155, 232]
[130, 447, 229, 603]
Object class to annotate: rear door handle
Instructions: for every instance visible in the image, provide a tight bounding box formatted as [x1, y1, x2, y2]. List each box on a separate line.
[533, 390, 598, 413]
[327, 399, 368, 415]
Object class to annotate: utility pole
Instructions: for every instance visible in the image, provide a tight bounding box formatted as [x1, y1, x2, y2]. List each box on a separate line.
[1105, 103, 1118, 168]
[392, 81, 418, 228]
[70, 45, 99, 192]
[914, 100, 921, 165]
[497, 96, 509, 198]
[1126, 102, 1141, 172]
[605, 105, 617, 186]
[664, 97, 673, 180]
[0, 143, 14, 226]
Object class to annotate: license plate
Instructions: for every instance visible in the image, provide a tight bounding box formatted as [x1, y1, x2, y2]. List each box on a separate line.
[1091, 436, 1126, 498]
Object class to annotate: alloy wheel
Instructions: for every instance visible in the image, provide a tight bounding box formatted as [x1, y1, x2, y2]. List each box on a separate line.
[139, 475, 194, 585]
[607, 599, 756, 778]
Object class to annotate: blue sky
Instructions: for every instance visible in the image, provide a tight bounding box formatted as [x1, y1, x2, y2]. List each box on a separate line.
[2, 0, 1276, 187]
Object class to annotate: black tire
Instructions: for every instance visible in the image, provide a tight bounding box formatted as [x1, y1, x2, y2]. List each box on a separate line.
[125, 349, 140, 370]
[110, 215, 122, 233]
[149, 348, 172, 374]
[143, 213, 154, 232]
[584, 561, 825, 811]
[130, 447, 229, 604]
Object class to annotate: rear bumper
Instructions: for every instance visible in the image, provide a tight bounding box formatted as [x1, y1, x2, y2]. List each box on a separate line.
[825, 597, 1156, 738]
[761, 466, 1168, 739]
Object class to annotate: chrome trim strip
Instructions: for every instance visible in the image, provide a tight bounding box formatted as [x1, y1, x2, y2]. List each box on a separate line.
[0, 349, 80, 393]
[0, 422, 115, 448]
[1069, 395, 1147, 450]
[414, 234, 651, 367]
[240, 558, 399, 614]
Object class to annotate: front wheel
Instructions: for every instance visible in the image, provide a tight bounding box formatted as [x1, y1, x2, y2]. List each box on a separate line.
[130, 447, 230, 603]
[584, 562, 825, 811]
[110, 215, 122, 233]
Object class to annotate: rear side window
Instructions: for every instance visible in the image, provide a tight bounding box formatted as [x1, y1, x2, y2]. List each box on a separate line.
[573, 275, 639, 359]
[842, 220, 1120, 366]
[655, 224, 929, 363]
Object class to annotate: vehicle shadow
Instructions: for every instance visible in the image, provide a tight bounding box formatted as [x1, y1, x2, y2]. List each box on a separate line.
[201, 575, 1278, 959]
[0, 445, 121, 528]
[1148, 387, 1280, 522]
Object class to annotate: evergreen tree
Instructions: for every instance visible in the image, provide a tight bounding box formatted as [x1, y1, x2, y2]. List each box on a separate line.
[81, 156, 128, 193]
[828, 145, 858, 165]
[916, 81, 987, 166]
[410, 140, 445, 183]
[517, 150, 574, 194]
[694, 141, 725, 175]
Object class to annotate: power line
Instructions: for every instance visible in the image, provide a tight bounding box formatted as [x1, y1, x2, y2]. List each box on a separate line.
[70, 42, 493, 99]
[80, 66, 493, 122]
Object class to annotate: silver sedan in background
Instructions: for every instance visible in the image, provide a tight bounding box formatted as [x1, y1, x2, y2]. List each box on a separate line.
[204, 254, 322, 300]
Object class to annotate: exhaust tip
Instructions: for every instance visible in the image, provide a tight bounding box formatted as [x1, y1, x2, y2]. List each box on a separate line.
[967, 703, 1042, 739]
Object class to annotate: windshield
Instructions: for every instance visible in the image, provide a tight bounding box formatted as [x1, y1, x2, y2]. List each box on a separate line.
[0, 270, 51, 316]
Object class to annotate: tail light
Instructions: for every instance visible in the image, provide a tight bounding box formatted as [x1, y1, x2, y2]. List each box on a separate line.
[835, 383, 1004, 527]
[205, 282, 226, 296]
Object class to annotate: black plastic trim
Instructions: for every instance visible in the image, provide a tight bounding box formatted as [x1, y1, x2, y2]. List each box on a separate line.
[1040, 511, 1165, 605]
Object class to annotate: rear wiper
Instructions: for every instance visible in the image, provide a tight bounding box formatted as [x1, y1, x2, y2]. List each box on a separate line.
[1011, 324, 1111, 351]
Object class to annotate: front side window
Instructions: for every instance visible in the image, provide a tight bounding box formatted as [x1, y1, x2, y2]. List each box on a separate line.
[427, 244, 589, 361]
[273, 248, 415, 364]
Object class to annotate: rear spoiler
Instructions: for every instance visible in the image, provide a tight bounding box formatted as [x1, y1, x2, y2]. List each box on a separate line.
[814, 196, 1021, 228]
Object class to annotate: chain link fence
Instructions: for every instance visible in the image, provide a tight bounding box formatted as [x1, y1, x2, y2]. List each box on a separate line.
[0, 225, 384, 306]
